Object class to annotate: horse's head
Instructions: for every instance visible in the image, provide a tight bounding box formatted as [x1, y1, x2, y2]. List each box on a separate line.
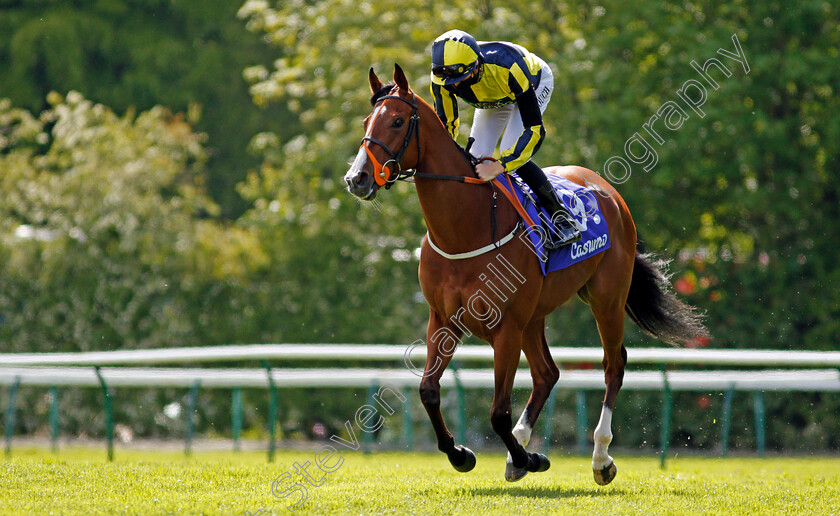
[344, 64, 421, 200]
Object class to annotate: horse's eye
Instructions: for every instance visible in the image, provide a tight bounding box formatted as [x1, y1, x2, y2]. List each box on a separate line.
[392, 118, 405, 128]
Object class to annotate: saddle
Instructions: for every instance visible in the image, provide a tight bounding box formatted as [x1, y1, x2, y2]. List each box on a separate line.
[493, 172, 611, 275]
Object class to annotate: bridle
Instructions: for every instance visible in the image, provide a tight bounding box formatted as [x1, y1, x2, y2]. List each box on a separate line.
[360, 88, 422, 188]
[359, 86, 489, 188]
[357, 86, 538, 259]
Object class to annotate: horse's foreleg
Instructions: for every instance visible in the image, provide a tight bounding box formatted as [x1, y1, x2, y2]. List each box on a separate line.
[591, 304, 627, 486]
[490, 325, 550, 481]
[505, 319, 558, 481]
[418, 310, 476, 472]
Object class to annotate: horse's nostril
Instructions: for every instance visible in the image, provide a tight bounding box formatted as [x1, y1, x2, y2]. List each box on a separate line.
[356, 171, 370, 185]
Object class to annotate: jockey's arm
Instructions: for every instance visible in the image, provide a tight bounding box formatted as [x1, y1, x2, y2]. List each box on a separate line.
[431, 83, 460, 140]
[498, 87, 546, 173]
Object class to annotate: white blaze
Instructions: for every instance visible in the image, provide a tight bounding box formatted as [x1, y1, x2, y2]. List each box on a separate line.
[345, 147, 369, 185]
[345, 102, 388, 185]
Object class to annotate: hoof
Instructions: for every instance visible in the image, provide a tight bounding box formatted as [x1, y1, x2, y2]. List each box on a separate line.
[528, 452, 550, 473]
[505, 454, 528, 482]
[506, 452, 550, 482]
[593, 461, 617, 485]
[449, 445, 476, 473]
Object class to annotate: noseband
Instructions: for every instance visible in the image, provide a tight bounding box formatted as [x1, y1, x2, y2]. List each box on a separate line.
[360, 88, 422, 188]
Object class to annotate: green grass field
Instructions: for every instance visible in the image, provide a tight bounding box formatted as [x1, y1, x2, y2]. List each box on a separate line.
[2, 447, 839, 515]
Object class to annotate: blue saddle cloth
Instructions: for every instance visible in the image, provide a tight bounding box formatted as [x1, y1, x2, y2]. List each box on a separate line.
[499, 173, 611, 275]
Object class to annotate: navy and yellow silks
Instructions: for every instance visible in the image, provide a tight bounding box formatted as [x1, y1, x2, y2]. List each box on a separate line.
[431, 40, 546, 173]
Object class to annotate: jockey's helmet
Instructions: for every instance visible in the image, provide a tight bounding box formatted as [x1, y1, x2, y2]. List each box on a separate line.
[431, 30, 481, 86]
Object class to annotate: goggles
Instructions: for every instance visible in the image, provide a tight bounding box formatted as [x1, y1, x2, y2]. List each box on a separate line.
[432, 63, 470, 79]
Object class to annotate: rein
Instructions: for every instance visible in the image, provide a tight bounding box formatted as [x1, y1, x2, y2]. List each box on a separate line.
[411, 171, 485, 184]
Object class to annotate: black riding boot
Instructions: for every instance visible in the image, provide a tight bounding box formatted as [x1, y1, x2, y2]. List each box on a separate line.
[516, 161, 581, 249]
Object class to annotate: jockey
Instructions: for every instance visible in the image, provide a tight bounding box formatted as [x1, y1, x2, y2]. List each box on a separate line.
[430, 29, 580, 248]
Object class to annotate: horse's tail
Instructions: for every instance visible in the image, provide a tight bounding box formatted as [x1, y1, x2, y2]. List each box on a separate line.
[625, 249, 709, 346]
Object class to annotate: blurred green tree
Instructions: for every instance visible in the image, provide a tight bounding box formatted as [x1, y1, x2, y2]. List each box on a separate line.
[0, 92, 270, 351]
[0, 0, 285, 217]
[546, 1, 840, 351]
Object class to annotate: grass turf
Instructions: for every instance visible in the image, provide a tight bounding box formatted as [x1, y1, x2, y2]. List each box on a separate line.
[2, 447, 839, 515]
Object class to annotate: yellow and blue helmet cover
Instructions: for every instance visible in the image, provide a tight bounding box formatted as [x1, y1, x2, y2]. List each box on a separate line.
[431, 30, 481, 86]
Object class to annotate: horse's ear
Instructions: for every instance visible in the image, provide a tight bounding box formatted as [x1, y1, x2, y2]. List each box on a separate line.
[369, 67, 384, 94]
[394, 63, 411, 92]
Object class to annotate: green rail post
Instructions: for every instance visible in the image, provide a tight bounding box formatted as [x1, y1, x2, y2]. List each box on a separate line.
[451, 363, 467, 445]
[542, 388, 556, 454]
[719, 384, 735, 456]
[4, 376, 21, 458]
[575, 390, 587, 454]
[401, 386, 413, 450]
[362, 383, 379, 454]
[232, 388, 243, 452]
[94, 367, 114, 462]
[753, 391, 766, 456]
[262, 360, 278, 463]
[49, 386, 60, 453]
[659, 365, 672, 469]
[185, 380, 201, 457]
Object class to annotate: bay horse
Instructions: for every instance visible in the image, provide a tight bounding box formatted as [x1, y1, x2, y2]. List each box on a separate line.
[344, 65, 707, 484]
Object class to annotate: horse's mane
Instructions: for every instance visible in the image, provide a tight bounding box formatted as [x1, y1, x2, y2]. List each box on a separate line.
[369, 82, 478, 170]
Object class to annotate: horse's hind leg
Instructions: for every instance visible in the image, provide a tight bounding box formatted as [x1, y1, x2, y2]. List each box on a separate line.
[589, 299, 628, 486]
[418, 310, 476, 472]
[505, 318, 559, 481]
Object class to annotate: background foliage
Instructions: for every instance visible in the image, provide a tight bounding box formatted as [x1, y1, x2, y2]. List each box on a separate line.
[1, 0, 838, 452]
